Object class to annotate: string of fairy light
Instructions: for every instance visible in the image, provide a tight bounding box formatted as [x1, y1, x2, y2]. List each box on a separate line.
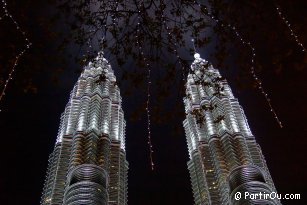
[275, 5, 305, 52]
[160, 2, 187, 83]
[135, 1, 154, 170]
[162, 3, 216, 124]
[194, 1, 283, 128]
[0, 0, 32, 108]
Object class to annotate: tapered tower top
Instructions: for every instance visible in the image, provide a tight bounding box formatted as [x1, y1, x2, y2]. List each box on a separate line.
[55, 51, 124, 146]
[82, 51, 116, 81]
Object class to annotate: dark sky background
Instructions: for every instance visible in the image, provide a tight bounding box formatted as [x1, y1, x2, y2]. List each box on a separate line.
[0, 1, 307, 205]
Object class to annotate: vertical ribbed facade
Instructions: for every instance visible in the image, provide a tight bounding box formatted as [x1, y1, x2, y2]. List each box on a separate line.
[184, 53, 280, 205]
[41, 52, 128, 205]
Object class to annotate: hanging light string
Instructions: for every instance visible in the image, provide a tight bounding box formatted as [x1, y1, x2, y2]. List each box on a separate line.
[146, 57, 154, 170]
[160, 2, 187, 83]
[0, 0, 32, 106]
[162, 3, 211, 128]
[161, 3, 211, 129]
[275, 5, 305, 52]
[135, 2, 154, 170]
[194, 1, 283, 128]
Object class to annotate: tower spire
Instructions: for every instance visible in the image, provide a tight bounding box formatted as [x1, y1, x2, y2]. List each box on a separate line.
[191, 38, 197, 53]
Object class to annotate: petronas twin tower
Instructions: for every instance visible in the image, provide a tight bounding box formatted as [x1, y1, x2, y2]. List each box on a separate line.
[41, 52, 279, 205]
[184, 54, 280, 205]
[41, 52, 127, 205]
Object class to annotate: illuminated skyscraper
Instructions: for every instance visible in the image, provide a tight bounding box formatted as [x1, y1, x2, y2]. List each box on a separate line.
[184, 53, 280, 205]
[41, 52, 128, 205]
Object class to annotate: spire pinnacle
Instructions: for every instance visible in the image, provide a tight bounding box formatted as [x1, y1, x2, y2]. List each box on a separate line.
[191, 39, 202, 61]
[194, 53, 201, 59]
[191, 38, 197, 53]
[96, 51, 104, 60]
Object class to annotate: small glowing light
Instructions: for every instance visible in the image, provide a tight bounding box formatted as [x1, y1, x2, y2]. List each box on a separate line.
[194, 53, 201, 59]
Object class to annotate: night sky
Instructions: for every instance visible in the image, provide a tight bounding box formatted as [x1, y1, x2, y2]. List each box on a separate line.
[0, 1, 307, 205]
